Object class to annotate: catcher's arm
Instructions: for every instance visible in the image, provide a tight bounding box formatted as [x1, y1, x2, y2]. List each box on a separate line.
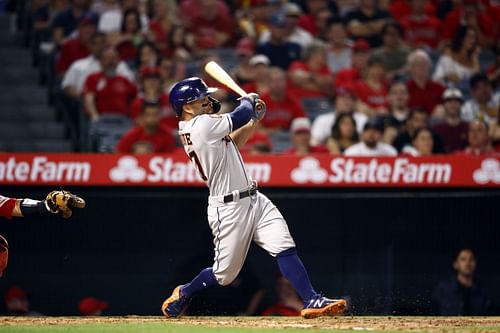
[13, 190, 85, 219]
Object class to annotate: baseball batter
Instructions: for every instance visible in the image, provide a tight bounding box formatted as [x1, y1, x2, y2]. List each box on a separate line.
[0, 191, 85, 277]
[162, 77, 347, 318]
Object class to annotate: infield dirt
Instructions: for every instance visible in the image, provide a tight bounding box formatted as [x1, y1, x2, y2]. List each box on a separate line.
[1, 316, 500, 332]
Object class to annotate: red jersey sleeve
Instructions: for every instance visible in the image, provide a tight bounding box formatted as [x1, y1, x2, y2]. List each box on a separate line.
[116, 128, 140, 153]
[0, 195, 16, 219]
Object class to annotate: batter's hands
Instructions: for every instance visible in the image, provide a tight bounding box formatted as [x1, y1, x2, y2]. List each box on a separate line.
[253, 99, 266, 121]
[45, 190, 86, 219]
[241, 93, 266, 122]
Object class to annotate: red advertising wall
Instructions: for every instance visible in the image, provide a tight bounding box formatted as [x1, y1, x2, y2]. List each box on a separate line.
[0, 153, 499, 187]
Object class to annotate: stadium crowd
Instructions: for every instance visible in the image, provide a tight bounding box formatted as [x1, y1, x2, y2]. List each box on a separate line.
[19, 0, 500, 155]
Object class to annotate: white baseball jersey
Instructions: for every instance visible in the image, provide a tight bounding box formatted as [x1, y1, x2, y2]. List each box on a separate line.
[178, 113, 252, 196]
[178, 112, 295, 285]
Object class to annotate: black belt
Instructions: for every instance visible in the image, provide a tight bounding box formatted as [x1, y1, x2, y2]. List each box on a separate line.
[223, 183, 257, 203]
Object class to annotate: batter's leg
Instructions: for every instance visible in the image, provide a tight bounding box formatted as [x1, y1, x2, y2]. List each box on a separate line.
[162, 267, 218, 318]
[253, 193, 347, 318]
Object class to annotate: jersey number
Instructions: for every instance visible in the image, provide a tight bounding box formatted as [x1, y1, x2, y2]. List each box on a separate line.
[188, 151, 208, 181]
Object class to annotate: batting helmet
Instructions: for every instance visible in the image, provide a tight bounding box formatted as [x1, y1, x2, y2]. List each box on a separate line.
[169, 77, 218, 116]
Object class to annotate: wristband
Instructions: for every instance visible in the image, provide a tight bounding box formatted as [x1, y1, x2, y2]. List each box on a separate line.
[20, 199, 48, 216]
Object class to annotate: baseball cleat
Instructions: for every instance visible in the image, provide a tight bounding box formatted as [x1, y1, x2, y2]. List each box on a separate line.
[162, 285, 190, 318]
[301, 294, 347, 319]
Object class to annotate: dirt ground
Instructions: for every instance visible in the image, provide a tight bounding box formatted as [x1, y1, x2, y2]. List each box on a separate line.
[1, 316, 500, 332]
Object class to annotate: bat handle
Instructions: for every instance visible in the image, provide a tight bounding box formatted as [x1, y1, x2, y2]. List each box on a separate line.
[255, 102, 264, 111]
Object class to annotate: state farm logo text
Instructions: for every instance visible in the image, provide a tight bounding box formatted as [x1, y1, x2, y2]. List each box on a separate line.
[109, 156, 271, 183]
[0, 157, 90, 182]
[292, 157, 452, 184]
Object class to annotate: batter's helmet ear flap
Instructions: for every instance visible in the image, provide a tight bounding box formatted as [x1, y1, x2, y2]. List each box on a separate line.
[208, 96, 221, 113]
[169, 77, 218, 117]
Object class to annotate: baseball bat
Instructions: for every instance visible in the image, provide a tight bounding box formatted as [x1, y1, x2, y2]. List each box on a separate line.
[205, 61, 248, 97]
[204, 61, 264, 111]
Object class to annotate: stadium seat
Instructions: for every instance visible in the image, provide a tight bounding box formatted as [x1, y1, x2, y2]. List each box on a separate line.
[269, 131, 292, 152]
[301, 97, 334, 121]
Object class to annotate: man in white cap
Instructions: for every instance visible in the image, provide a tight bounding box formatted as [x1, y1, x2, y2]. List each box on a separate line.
[432, 88, 469, 153]
[285, 117, 329, 154]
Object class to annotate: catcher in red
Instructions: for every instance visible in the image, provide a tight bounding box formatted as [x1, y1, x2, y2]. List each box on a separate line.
[0, 190, 85, 276]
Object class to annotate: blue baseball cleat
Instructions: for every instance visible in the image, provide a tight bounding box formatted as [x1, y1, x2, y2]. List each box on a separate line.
[301, 294, 347, 319]
[162, 285, 190, 318]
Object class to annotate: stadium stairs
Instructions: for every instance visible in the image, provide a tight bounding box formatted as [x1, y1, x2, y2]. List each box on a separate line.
[0, 13, 72, 152]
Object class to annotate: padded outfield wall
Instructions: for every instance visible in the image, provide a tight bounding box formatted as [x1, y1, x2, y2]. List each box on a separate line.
[0, 186, 498, 316]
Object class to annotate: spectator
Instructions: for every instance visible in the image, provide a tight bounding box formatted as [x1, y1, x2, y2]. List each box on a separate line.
[325, 18, 353, 75]
[432, 26, 480, 88]
[285, 117, 329, 155]
[311, 87, 367, 145]
[130, 66, 171, 121]
[51, 0, 91, 46]
[432, 88, 469, 153]
[98, 0, 149, 34]
[259, 3, 314, 50]
[187, 0, 236, 50]
[401, 127, 434, 156]
[165, 24, 195, 61]
[4, 286, 41, 316]
[83, 47, 138, 121]
[134, 41, 160, 73]
[486, 50, 500, 90]
[406, 49, 445, 115]
[297, 0, 335, 38]
[288, 42, 333, 100]
[326, 113, 359, 154]
[241, 54, 271, 97]
[432, 248, 495, 315]
[461, 74, 500, 139]
[78, 296, 108, 316]
[242, 130, 272, 154]
[179, 0, 230, 27]
[393, 108, 444, 153]
[32, 0, 68, 33]
[335, 39, 370, 90]
[389, 0, 436, 21]
[372, 22, 410, 80]
[148, 0, 177, 56]
[108, 8, 145, 64]
[462, 119, 495, 156]
[159, 57, 186, 93]
[231, 38, 257, 85]
[262, 274, 302, 316]
[259, 67, 306, 131]
[353, 55, 388, 116]
[380, 115, 400, 146]
[91, 0, 119, 15]
[116, 102, 176, 153]
[256, 12, 302, 70]
[441, 0, 495, 49]
[345, 0, 392, 47]
[56, 13, 96, 75]
[62, 32, 134, 99]
[398, 0, 442, 50]
[344, 117, 398, 156]
[387, 81, 410, 129]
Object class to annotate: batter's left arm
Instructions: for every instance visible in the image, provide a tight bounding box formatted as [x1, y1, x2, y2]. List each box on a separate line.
[230, 119, 259, 149]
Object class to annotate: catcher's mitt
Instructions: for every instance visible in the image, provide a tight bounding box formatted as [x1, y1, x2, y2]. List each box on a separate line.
[45, 190, 85, 219]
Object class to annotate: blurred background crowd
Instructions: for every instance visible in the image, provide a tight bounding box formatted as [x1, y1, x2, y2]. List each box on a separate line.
[0, 0, 499, 156]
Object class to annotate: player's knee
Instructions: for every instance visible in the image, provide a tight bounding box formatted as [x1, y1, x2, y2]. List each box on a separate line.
[213, 271, 237, 286]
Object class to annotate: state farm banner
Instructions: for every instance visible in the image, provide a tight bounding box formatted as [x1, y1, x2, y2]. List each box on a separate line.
[0, 153, 498, 187]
